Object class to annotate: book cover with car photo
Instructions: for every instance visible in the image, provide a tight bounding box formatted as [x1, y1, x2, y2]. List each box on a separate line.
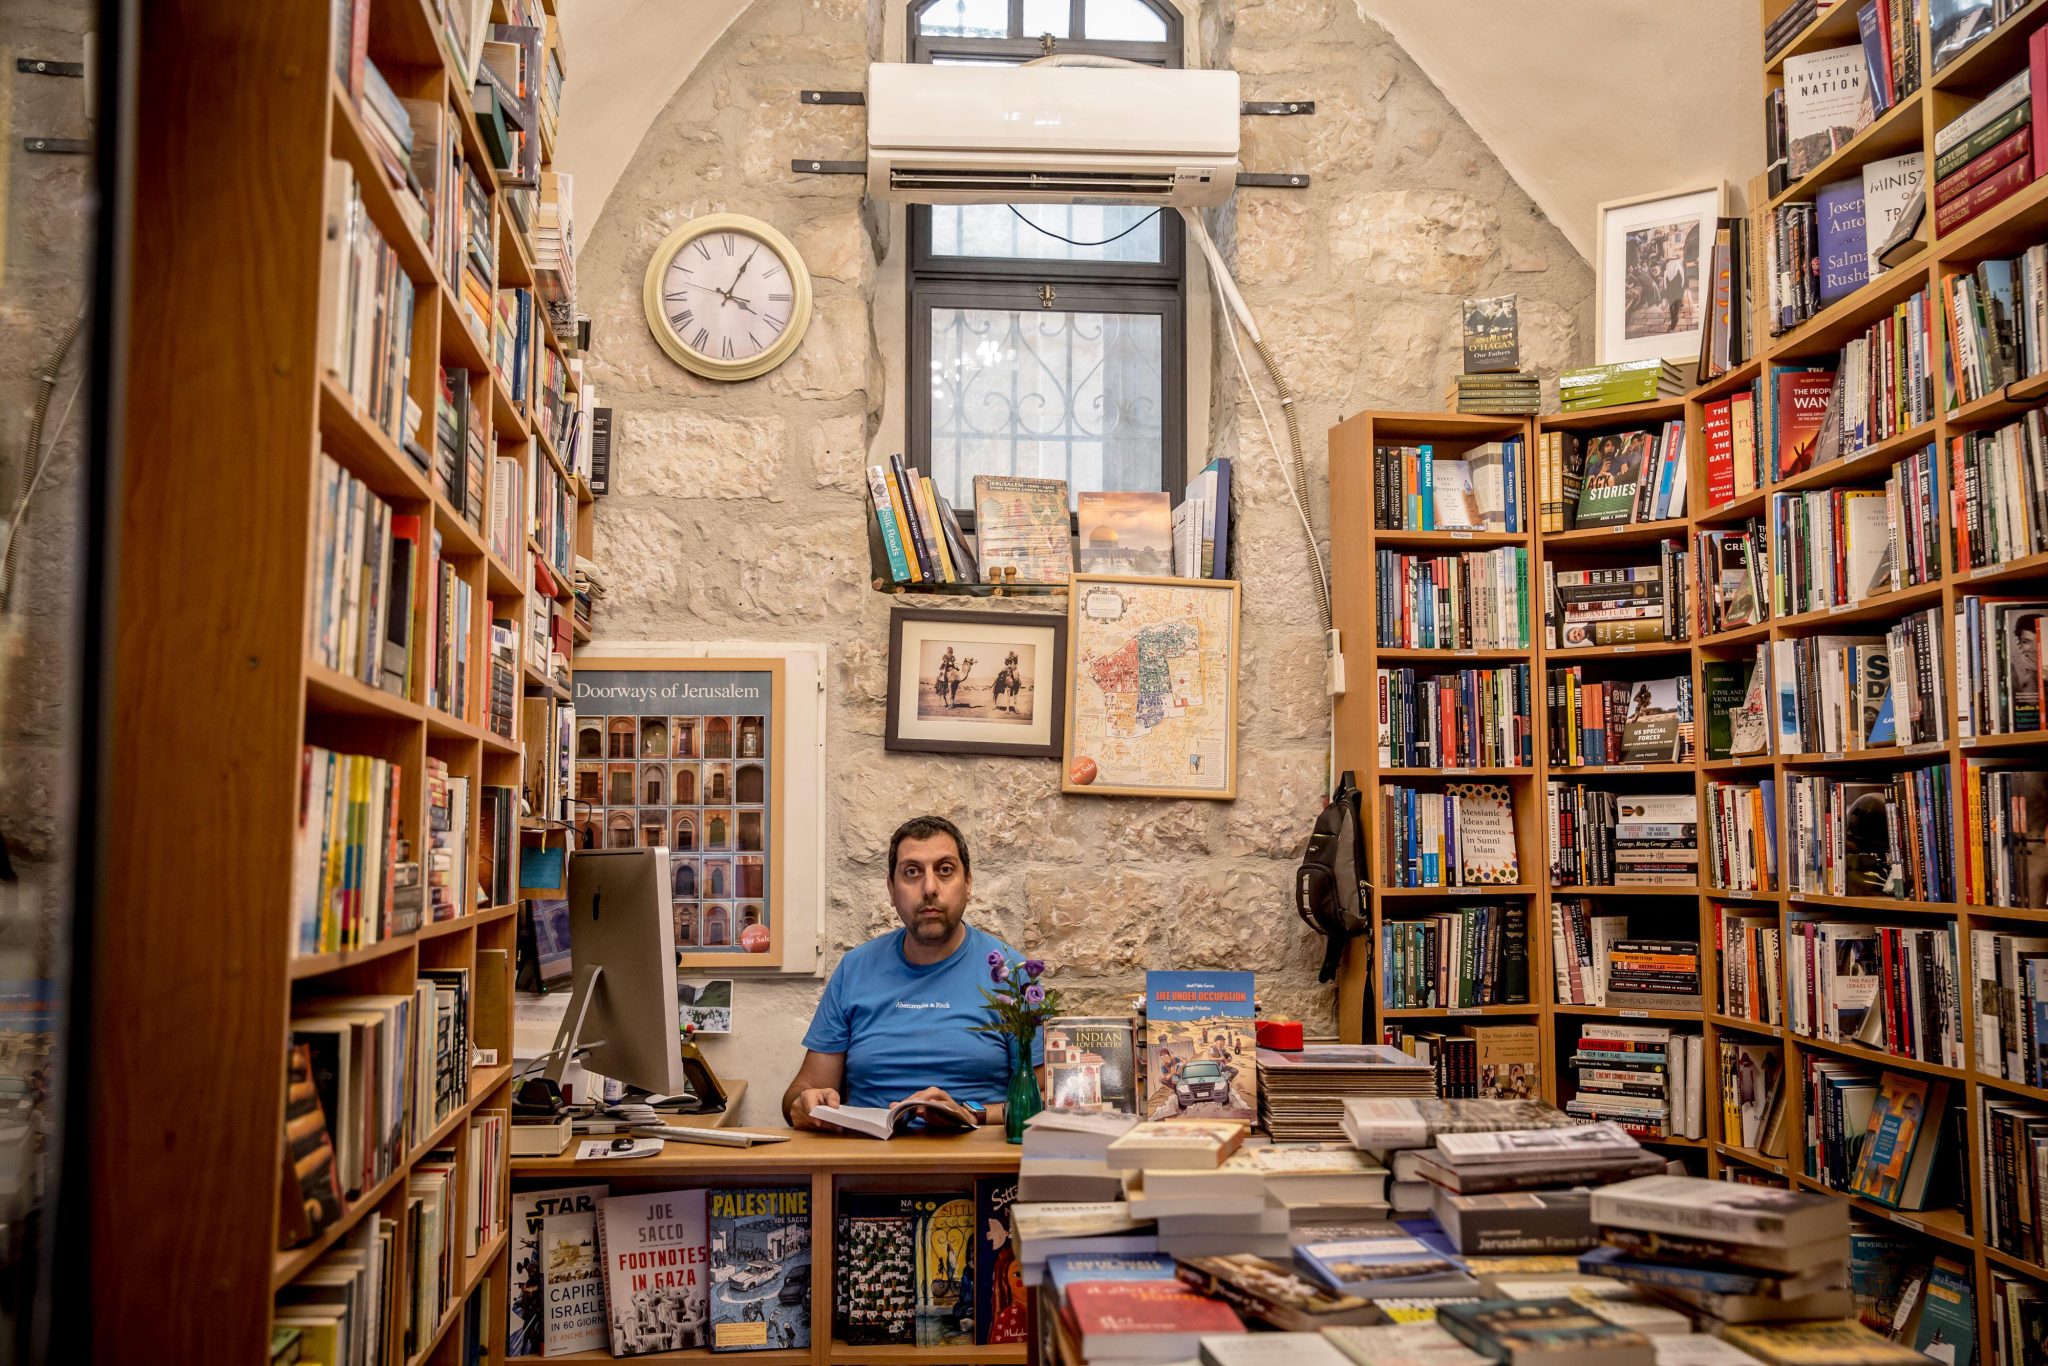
[1143, 970, 1256, 1122]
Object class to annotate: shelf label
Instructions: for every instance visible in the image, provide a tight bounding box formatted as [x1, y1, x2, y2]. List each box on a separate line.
[1975, 564, 2001, 579]
[1610, 525, 1627, 534]
[1892, 1215, 1923, 1232]
[1441, 767, 1471, 774]
[1614, 644, 1637, 654]
[1731, 757, 1747, 766]
[1448, 1007, 1482, 1017]
[1451, 530, 1474, 540]
[1613, 763, 1645, 772]
[1906, 741, 1943, 755]
[1618, 1010, 1650, 1019]
[1456, 649, 1478, 658]
[1822, 753, 1844, 762]
[1829, 601, 1856, 615]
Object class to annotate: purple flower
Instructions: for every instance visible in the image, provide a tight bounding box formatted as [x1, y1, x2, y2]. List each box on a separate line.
[1024, 983, 1046, 1005]
[1022, 958, 1046, 979]
[991, 961, 1011, 983]
[987, 950, 1003, 968]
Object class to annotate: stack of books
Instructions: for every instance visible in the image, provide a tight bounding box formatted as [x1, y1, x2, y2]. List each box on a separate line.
[1704, 778, 1779, 893]
[1543, 543, 1689, 648]
[1372, 440, 1527, 532]
[1019, 1110, 1139, 1203]
[1011, 1197, 1159, 1290]
[1378, 783, 1521, 891]
[1932, 70, 2032, 238]
[1962, 771, 2048, 910]
[1557, 361, 1690, 412]
[1567, 421, 1690, 527]
[1787, 922, 1962, 1067]
[1447, 371, 1542, 416]
[1584, 1175, 1859, 1333]
[1257, 1045, 1434, 1143]
[1377, 906, 1532, 1011]
[1340, 1099, 1649, 1221]
[1112, 1120, 1296, 1262]
[864, 456, 980, 586]
[1544, 671, 1694, 767]
[1373, 546, 1533, 651]
[1783, 769, 1957, 903]
[1763, 0, 1833, 64]
[1549, 899, 1626, 1006]
[1566, 1024, 1702, 1140]
[1543, 786, 1697, 888]
[1375, 665, 1535, 770]
[1713, 904, 1784, 1027]
[1375, 1024, 1541, 1103]
[1700, 384, 1767, 505]
[1040, 1253, 1244, 1363]
[1601, 939, 1701, 1012]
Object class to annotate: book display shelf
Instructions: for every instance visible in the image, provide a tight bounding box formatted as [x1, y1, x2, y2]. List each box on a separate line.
[99, 0, 588, 1360]
[1335, 4, 2048, 1351]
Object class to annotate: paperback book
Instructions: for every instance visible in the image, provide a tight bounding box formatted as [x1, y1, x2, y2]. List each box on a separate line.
[1144, 970, 1256, 1122]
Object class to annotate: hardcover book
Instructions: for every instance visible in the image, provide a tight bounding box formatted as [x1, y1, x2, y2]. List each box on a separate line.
[1449, 783, 1520, 886]
[1772, 367, 1836, 479]
[1044, 1016, 1140, 1113]
[510, 1183, 607, 1356]
[1619, 678, 1688, 764]
[1293, 1223, 1478, 1300]
[597, 1189, 710, 1355]
[1438, 1296, 1655, 1365]
[1173, 1255, 1380, 1333]
[1573, 432, 1651, 528]
[835, 1196, 916, 1345]
[1784, 45, 1872, 180]
[1861, 152, 1924, 267]
[1848, 1073, 1949, 1210]
[540, 1211, 606, 1357]
[1720, 1318, 1930, 1365]
[707, 1187, 811, 1353]
[971, 474, 1071, 584]
[1144, 970, 1256, 1122]
[975, 1177, 1027, 1344]
[1464, 294, 1521, 375]
[1077, 490, 1173, 576]
[1062, 1280, 1244, 1353]
[1589, 1175, 1849, 1246]
[1816, 178, 1869, 303]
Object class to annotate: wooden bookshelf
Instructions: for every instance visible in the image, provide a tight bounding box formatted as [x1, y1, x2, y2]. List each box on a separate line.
[1334, 5, 2048, 1348]
[100, 0, 584, 1359]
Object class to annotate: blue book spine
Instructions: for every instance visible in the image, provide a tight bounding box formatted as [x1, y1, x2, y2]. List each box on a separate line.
[1578, 1247, 1772, 1296]
[1504, 437, 1521, 532]
[865, 465, 912, 582]
[1816, 178, 1870, 306]
[1857, 2, 1891, 116]
[1419, 444, 1434, 531]
[1209, 457, 1232, 579]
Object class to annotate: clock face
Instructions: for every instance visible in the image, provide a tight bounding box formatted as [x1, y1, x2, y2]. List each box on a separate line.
[657, 229, 797, 364]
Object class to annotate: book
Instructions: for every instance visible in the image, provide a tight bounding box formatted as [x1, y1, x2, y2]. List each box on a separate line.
[1861, 153, 1924, 270]
[1044, 1016, 1140, 1114]
[807, 1096, 978, 1139]
[1719, 1319, 1930, 1365]
[1590, 1175, 1850, 1246]
[1105, 1118, 1249, 1170]
[1197, 1332, 1354, 1364]
[278, 1042, 344, 1251]
[1340, 1098, 1579, 1151]
[1464, 294, 1520, 374]
[972, 474, 1071, 584]
[1293, 1224, 1480, 1300]
[902, 1192, 974, 1347]
[509, 1184, 607, 1354]
[1432, 1190, 1596, 1256]
[1784, 45, 1871, 182]
[1911, 1256, 1974, 1365]
[974, 1177, 1026, 1344]
[1144, 970, 1256, 1122]
[1174, 1255, 1381, 1334]
[1930, 0, 1997, 72]
[1077, 490, 1173, 576]
[1772, 367, 1836, 480]
[1574, 432, 1651, 528]
[597, 1189, 710, 1354]
[1063, 1280, 1244, 1358]
[836, 1195, 915, 1344]
[1848, 1073, 1949, 1209]
[1816, 178, 1868, 304]
[540, 1211, 606, 1357]
[707, 1187, 811, 1352]
[1321, 1322, 1492, 1365]
[1437, 1297, 1655, 1365]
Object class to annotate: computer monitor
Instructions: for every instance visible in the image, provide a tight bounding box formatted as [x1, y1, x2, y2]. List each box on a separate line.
[548, 848, 687, 1097]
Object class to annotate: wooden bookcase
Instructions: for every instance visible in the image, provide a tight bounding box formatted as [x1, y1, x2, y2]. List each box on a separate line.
[97, 0, 588, 1359]
[1335, 1, 2048, 1349]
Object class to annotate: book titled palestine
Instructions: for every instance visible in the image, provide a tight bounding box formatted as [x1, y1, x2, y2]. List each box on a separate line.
[708, 1187, 811, 1353]
[597, 1188, 711, 1355]
[1144, 970, 1256, 1122]
[1463, 294, 1520, 374]
[1044, 1016, 1140, 1113]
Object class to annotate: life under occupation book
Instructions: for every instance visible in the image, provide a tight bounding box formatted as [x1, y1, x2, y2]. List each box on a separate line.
[1144, 970, 1256, 1122]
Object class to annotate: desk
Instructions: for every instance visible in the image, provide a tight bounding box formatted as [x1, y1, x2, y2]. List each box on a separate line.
[513, 1125, 1026, 1365]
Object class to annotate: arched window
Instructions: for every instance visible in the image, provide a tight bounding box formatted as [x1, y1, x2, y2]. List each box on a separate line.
[704, 905, 731, 946]
[676, 815, 696, 851]
[607, 765, 635, 806]
[709, 771, 728, 803]
[607, 813, 636, 848]
[708, 814, 729, 847]
[641, 718, 669, 757]
[675, 719, 697, 758]
[738, 718, 764, 758]
[705, 717, 733, 759]
[907, 0, 1186, 528]
[708, 864, 728, 898]
[671, 860, 698, 897]
[608, 718, 635, 759]
[674, 902, 697, 947]
[577, 721, 603, 759]
[644, 766, 666, 805]
[741, 905, 761, 929]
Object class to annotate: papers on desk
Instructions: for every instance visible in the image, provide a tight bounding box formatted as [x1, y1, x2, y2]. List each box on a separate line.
[575, 1138, 665, 1161]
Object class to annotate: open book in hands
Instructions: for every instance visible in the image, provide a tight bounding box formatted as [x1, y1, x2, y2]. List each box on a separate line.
[808, 1095, 979, 1139]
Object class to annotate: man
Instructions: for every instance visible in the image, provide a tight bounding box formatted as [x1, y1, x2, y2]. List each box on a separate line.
[783, 815, 1043, 1130]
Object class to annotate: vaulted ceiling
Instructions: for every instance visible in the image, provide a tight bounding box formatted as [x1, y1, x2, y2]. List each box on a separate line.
[555, 0, 1764, 260]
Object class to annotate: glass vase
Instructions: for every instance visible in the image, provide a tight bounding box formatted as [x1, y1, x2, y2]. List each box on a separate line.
[1004, 1038, 1042, 1144]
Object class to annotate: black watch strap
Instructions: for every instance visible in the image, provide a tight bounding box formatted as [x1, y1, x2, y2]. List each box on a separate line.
[970, 1101, 988, 1125]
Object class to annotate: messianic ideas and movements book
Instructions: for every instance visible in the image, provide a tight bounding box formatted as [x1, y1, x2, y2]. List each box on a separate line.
[971, 474, 1071, 584]
[1144, 970, 1256, 1122]
[707, 1187, 811, 1352]
[510, 1183, 607, 1355]
[596, 1188, 711, 1355]
[1045, 1016, 1140, 1114]
[1463, 294, 1520, 374]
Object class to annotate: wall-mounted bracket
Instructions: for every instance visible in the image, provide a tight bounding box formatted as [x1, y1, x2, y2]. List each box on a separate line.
[798, 90, 866, 106]
[16, 58, 83, 77]
[22, 137, 88, 155]
[1242, 100, 1313, 115]
[1237, 171, 1310, 188]
[792, 159, 867, 176]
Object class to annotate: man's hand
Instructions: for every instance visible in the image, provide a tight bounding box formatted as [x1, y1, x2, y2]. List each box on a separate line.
[789, 1087, 842, 1130]
[898, 1086, 978, 1127]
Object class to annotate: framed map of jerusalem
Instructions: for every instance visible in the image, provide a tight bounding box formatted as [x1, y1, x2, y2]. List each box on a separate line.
[1063, 574, 1239, 800]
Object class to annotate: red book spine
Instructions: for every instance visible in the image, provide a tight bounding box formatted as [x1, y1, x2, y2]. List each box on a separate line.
[1704, 399, 1736, 506]
[1935, 154, 2033, 236]
[1935, 126, 2032, 206]
[2032, 24, 2048, 195]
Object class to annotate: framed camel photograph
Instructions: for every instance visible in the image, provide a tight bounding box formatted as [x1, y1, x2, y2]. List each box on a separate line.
[884, 607, 1067, 758]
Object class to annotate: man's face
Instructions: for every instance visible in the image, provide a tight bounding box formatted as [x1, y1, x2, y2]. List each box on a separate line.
[890, 832, 971, 945]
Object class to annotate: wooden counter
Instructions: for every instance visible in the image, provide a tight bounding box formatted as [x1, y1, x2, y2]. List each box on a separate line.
[512, 1125, 1027, 1365]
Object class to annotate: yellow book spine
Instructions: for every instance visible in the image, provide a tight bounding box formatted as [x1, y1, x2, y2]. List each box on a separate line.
[919, 474, 956, 582]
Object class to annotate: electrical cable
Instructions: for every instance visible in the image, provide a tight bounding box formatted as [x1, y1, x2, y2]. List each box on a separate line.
[0, 369, 86, 615]
[1006, 204, 1162, 248]
[0, 310, 86, 612]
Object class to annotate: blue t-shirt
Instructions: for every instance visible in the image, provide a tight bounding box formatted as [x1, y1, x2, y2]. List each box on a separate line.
[801, 924, 1045, 1109]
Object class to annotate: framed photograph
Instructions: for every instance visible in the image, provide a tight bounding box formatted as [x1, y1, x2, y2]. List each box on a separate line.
[1063, 573, 1240, 800]
[1595, 183, 1729, 366]
[885, 607, 1067, 758]
[573, 655, 788, 970]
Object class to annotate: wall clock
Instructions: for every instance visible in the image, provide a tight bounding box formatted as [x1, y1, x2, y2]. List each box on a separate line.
[641, 213, 814, 381]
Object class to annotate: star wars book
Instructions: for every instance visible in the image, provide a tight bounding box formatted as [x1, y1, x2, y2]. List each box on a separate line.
[509, 1183, 607, 1356]
[596, 1188, 710, 1355]
[1045, 1016, 1140, 1114]
[708, 1187, 811, 1353]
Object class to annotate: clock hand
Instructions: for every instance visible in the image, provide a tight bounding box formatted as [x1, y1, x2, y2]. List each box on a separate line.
[722, 245, 761, 297]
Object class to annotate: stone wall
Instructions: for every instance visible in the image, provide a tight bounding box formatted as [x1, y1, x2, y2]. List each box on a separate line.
[572, 0, 1591, 1122]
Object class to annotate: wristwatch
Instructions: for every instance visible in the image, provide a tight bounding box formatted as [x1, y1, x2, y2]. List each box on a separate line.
[967, 1101, 988, 1125]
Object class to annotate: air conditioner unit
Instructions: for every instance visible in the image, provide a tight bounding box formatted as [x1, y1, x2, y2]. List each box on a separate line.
[865, 62, 1241, 208]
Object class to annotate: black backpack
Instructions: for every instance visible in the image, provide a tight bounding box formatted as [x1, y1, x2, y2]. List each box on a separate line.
[1296, 771, 1370, 984]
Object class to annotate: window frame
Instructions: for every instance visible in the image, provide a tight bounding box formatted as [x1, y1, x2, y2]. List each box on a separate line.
[908, 275, 1188, 517]
[905, 0, 1189, 530]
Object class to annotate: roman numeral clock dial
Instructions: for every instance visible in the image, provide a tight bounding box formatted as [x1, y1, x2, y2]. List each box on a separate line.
[641, 214, 814, 382]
